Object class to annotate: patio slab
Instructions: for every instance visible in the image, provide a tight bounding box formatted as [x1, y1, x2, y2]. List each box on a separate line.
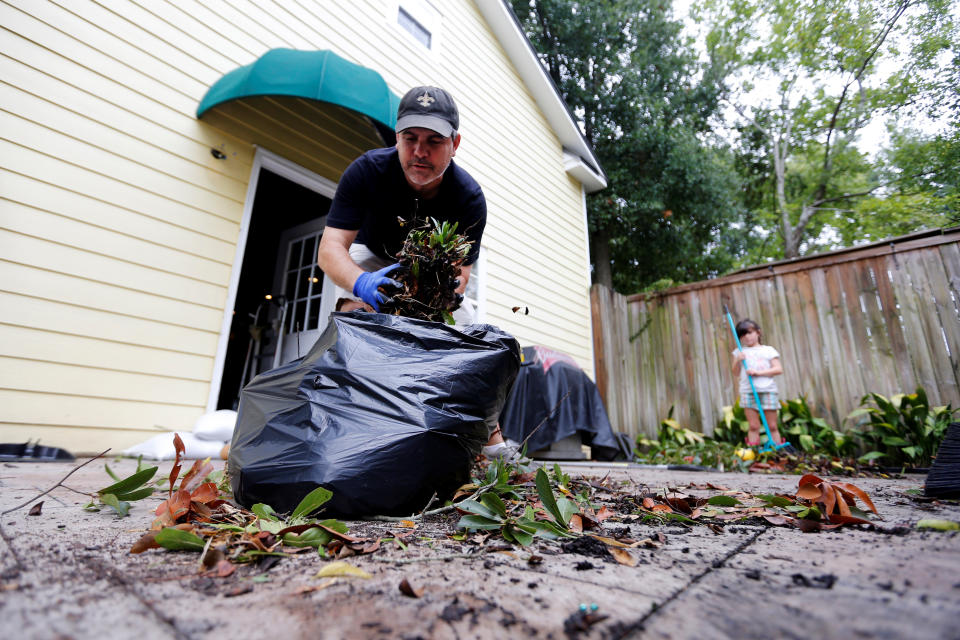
[1, 459, 958, 639]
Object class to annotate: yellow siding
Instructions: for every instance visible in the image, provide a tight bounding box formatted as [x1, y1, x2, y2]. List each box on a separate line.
[0, 0, 596, 453]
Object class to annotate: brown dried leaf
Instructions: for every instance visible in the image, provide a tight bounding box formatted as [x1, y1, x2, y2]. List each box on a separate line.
[796, 484, 822, 500]
[642, 497, 656, 509]
[608, 547, 637, 567]
[180, 459, 214, 493]
[130, 531, 160, 554]
[399, 578, 424, 598]
[595, 506, 615, 522]
[28, 502, 43, 516]
[833, 482, 878, 514]
[190, 482, 219, 504]
[568, 514, 583, 533]
[762, 515, 794, 526]
[169, 434, 185, 494]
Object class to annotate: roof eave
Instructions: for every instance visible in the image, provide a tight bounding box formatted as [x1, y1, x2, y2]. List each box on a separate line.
[477, 0, 607, 193]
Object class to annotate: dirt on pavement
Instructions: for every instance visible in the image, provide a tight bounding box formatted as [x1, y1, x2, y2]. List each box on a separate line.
[1, 457, 958, 640]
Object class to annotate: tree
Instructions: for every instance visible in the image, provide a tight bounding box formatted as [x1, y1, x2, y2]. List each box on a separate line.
[698, 0, 958, 258]
[510, 0, 743, 291]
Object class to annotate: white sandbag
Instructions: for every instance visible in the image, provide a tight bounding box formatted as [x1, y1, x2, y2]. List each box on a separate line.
[123, 432, 225, 460]
[192, 409, 237, 442]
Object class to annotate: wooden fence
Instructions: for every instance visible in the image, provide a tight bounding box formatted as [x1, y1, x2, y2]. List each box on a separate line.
[591, 227, 960, 439]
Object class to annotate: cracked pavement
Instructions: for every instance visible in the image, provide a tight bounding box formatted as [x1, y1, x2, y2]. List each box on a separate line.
[2, 458, 959, 639]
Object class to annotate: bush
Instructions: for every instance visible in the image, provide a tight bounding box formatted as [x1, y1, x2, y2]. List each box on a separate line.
[847, 387, 957, 467]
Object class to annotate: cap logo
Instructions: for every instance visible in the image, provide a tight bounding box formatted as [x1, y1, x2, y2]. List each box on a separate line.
[416, 92, 435, 108]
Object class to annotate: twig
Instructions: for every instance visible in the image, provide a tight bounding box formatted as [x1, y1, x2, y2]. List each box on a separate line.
[368, 481, 498, 522]
[418, 492, 438, 520]
[1, 449, 110, 515]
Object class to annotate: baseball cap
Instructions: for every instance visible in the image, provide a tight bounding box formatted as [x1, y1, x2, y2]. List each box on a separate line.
[395, 86, 459, 137]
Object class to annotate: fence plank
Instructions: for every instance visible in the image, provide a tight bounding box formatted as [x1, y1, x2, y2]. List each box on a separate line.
[591, 231, 960, 439]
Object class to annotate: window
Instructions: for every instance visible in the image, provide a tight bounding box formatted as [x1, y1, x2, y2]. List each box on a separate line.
[398, 7, 431, 48]
[463, 247, 487, 323]
[394, 1, 441, 51]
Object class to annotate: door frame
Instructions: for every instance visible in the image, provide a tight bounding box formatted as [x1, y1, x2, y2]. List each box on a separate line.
[206, 147, 338, 412]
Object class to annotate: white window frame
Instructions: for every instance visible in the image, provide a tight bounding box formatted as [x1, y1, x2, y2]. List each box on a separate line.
[464, 246, 487, 323]
[206, 147, 337, 412]
[389, 0, 443, 52]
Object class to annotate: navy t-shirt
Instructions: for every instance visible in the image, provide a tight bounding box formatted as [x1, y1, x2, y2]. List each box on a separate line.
[326, 147, 486, 265]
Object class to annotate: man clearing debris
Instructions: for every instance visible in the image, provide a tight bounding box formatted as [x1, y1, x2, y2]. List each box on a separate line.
[316, 85, 519, 462]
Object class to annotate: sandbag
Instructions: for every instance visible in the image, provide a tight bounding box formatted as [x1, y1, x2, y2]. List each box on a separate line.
[229, 312, 520, 517]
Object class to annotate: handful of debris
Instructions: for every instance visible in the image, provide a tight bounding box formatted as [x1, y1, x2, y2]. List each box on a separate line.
[384, 217, 472, 323]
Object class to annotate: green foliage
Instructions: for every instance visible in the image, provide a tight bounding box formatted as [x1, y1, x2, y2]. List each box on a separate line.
[457, 468, 576, 546]
[511, 0, 745, 291]
[86, 465, 158, 517]
[698, 0, 958, 259]
[848, 387, 957, 467]
[780, 396, 856, 457]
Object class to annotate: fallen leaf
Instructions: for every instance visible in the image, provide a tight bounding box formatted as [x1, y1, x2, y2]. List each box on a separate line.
[295, 578, 337, 594]
[916, 519, 960, 531]
[399, 578, 424, 598]
[594, 506, 615, 522]
[28, 502, 43, 516]
[527, 555, 543, 565]
[568, 514, 583, 533]
[130, 531, 161, 554]
[642, 497, 656, 509]
[314, 561, 371, 579]
[762, 515, 794, 526]
[190, 482, 219, 504]
[608, 547, 637, 567]
[180, 458, 214, 493]
[398, 520, 416, 529]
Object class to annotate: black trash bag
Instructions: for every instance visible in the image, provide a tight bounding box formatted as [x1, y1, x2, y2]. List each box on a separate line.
[500, 346, 625, 460]
[229, 312, 520, 517]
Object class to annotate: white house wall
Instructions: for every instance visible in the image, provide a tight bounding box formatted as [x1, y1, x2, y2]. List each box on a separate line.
[0, 0, 596, 454]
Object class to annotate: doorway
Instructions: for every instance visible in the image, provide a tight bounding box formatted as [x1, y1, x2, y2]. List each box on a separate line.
[214, 163, 334, 410]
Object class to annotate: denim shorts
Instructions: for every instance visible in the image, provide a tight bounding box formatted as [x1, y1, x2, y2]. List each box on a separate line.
[741, 392, 779, 411]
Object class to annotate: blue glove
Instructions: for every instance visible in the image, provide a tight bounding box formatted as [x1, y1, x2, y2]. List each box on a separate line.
[352, 263, 403, 312]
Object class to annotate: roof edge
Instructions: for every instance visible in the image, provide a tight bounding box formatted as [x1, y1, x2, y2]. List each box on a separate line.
[477, 0, 607, 192]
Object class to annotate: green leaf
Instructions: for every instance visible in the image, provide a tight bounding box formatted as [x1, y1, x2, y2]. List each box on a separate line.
[104, 463, 120, 482]
[457, 514, 503, 530]
[882, 436, 911, 447]
[480, 493, 508, 518]
[456, 499, 501, 520]
[282, 527, 331, 548]
[252, 503, 280, 521]
[154, 527, 205, 551]
[97, 466, 158, 496]
[507, 525, 534, 546]
[290, 486, 333, 521]
[916, 519, 959, 531]
[756, 494, 794, 507]
[317, 518, 347, 534]
[99, 493, 130, 517]
[535, 468, 567, 525]
[858, 451, 886, 462]
[113, 487, 154, 502]
[707, 495, 741, 506]
[799, 434, 815, 452]
[556, 497, 579, 525]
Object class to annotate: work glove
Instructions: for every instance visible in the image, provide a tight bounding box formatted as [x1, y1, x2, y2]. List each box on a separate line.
[352, 263, 403, 312]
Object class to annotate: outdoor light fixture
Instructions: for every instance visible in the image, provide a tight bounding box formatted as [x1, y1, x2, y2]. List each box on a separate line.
[211, 148, 227, 159]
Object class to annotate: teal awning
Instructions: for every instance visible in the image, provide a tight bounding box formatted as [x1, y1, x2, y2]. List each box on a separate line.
[197, 48, 400, 130]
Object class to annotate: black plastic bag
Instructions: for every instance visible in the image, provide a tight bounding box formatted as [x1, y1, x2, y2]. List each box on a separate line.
[229, 312, 520, 517]
[500, 346, 625, 459]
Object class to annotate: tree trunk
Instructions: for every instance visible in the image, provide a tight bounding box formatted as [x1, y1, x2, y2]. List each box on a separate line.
[591, 226, 613, 289]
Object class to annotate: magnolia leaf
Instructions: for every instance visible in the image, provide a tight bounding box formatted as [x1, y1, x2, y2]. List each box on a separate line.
[97, 466, 158, 497]
[756, 494, 794, 508]
[796, 484, 822, 500]
[916, 519, 960, 531]
[507, 525, 535, 546]
[858, 451, 886, 462]
[100, 493, 130, 517]
[112, 487, 153, 503]
[155, 527, 205, 551]
[252, 503, 280, 521]
[609, 547, 637, 567]
[130, 531, 161, 554]
[179, 458, 214, 493]
[456, 499, 501, 520]
[556, 497, 579, 525]
[399, 578, 424, 598]
[457, 514, 503, 531]
[315, 561, 371, 579]
[291, 486, 333, 521]
[535, 468, 567, 525]
[707, 495, 741, 507]
[480, 492, 508, 518]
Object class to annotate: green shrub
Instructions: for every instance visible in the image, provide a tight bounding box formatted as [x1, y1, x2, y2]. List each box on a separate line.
[780, 396, 857, 457]
[848, 387, 957, 467]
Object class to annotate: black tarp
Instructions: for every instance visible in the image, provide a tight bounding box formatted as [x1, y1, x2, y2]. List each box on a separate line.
[499, 346, 626, 460]
[229, 312, 520, 516]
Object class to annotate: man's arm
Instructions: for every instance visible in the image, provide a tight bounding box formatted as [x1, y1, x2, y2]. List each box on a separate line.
[457, 264, 471, 294]
[317, 227, 363, 291]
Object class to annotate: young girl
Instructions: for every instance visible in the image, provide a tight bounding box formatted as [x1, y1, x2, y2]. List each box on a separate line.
[731, 318, 784, 446]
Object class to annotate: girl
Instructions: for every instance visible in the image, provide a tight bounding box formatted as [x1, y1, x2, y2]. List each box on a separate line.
[732, 318, 785, 446]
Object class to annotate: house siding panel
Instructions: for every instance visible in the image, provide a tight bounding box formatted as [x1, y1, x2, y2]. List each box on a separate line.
[1, 0, 596, 453]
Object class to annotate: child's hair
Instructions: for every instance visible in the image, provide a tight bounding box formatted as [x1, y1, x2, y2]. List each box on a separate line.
[735, 318, 762, 342]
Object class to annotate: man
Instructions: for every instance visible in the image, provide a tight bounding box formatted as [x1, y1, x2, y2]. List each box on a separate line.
[317, 85, 484, 321]
[317, 85, 520, 461]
